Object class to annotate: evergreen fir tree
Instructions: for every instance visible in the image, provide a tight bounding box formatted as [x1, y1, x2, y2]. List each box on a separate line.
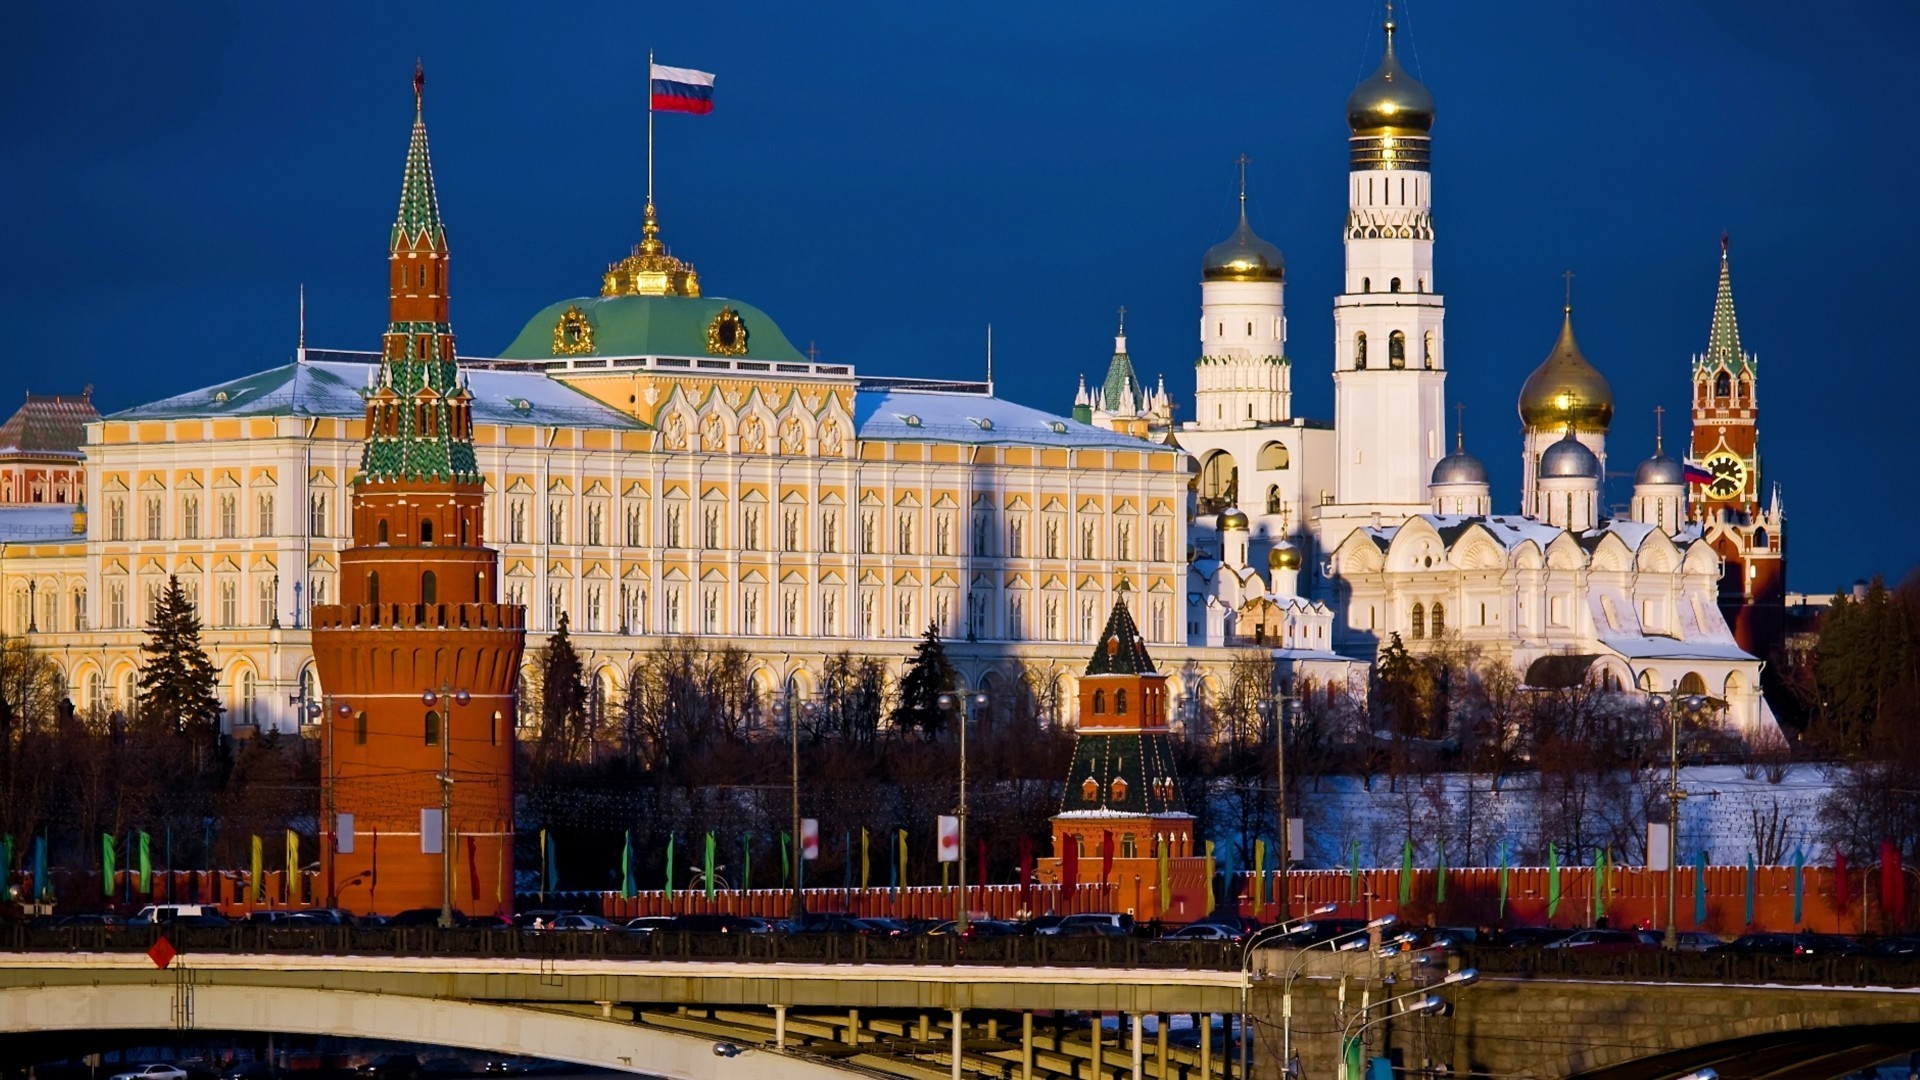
[540, 612, 590, 762]
[137, 574, 224, 769]
[890, 622, 959, 739]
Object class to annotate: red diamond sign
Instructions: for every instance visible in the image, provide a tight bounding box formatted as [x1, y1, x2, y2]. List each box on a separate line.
[148, 936, 176, 970]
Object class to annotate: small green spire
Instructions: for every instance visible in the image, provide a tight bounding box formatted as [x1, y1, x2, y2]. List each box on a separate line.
[1099, 307, 1142, 413]
[392, 61, 445, 252]
[1698, 232, 1751, 375]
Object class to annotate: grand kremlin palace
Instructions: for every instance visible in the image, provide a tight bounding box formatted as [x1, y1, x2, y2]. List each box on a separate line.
[0, 20, 1778, 738]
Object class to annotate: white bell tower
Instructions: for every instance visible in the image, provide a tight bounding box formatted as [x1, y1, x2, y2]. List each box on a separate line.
[1195, 157, 1290, 430]
[1326, 11, 1447, 536]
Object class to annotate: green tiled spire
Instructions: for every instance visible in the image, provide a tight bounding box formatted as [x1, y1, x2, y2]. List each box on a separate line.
[1086, 600, 1155, 676]
[392, 63, 445, 253]
[1697, 235, 1752, 376]
[1101, 313, 1142, 414]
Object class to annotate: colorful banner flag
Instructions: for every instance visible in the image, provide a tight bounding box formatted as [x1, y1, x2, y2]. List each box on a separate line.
[138, 831, 152, 895]
[1882, 840, 1905, 922]
[1745, 851, 1757, 926]
[1398, 837, 1413, 907]
[741, 833, 752, 893]
[1694, 848, 1708, 926]
[1547, 843, 1561, 919]
[466, 835, 480, 901]
[1792, 847, 1805, 926]
[621, 831, 634, 899]
[1203, 840, 1216, 913]
[650, 63, 716, 115]
[102, 833, 116, 897]
[545, 830, 559, 896]
[937, 816, 960, 863]
[1593, 848, 1608, 922]
[1435, 841, 1448, 905]
[781, 832, 791, 887]
[800, 818, 819, 861]
[285, 830, 300, 905]
[1497, 841, 1510, 917]
[703, 832, 716, 899]
[1252, 839, 1267, 912]
[539, 828, 549, 901]
[861, 828, 871, 891]
[32, 835, 48, 901]
[1350, 839, 1361, 903]
[897, 828, 909, 891]
[250, 834, 263, 904]
[370, 827, 379, 897]
[664, 834, 675, 902]
[1100, 830, 1114, 887]
[1061, 836, 1079, 894]
[1836, 850, 1850, 912]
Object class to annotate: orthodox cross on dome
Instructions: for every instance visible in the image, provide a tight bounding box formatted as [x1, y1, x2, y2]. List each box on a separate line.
[1117, 305, 1126, 335]
[1654, 404, 1664, 455]
[1455, 401, 1466, 452]
[1562, 268, 1575, 313]
[806, 341, 819, 363]
[1235, 153, 1249, 207]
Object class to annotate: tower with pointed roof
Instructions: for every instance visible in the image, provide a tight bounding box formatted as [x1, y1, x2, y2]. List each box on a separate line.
[1195, 159, 1290, 430]
[1326, 8, 1448, 528]
[1688, 237, 1785, 657]
[1079, 310, 1172, 438]
[310, 67, 526, 917]
[1041, 599, 1210, 921]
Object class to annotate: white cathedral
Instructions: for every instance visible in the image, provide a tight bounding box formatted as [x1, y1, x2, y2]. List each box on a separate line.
[1088, 14, 1776, 734]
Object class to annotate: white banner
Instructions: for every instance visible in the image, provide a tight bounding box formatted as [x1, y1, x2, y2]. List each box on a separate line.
[421, 809, 443, 854]
[937, 815, 960, 862]
[800, 818, 820, 860]
[1647, 822, 1671, 871]
[336, 813, 355, 855]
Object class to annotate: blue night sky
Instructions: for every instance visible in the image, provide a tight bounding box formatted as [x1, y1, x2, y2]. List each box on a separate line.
[3, 2, 1914, 590]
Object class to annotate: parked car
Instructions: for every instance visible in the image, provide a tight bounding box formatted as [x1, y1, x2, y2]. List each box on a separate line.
[219, 1064, 281, 1080]
[1791, 932, 1860, 956]
[512, 909, 569, 930]
[1864, 935, 1920, 957]
[111, 1068, 187, 1080]
[463, 914, 512, 930]
[1162, 922, 1242, 942]
[386, 908, 466, 927]
[861, 917, 918, 938]
[1673, 931, 1723, 953]
[624, 916, 676, 935]
[926, 918, 1018, 938]
[1708, 932, 1797, 955]
[356, 913, 391, 928]
[546, 913, 618, 931]
[356, 1055, 423, 1080]
[1022, 915, 1068, 936]
[1038, 912, 1135, 937]
[58, 913, 128, 928]
[1489, 926, 1577, 949]
[666, 913, 772, 934]
[130, 904, 210, 926]
[789, 913, 881, 934]
[1546, 929, 1661, 953]
[1277, 918, 1369, 947]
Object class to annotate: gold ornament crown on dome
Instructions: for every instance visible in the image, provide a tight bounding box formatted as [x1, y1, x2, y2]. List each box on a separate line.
[552, 304, 595, 355]
[602, 201, 701, 298]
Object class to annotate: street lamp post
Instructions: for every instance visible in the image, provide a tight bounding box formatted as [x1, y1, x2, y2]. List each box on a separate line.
[1235, 903, 1352, 1076]
[779, 685, 818, 922]
[299, 693, 354, 908]
[1259, 690, 1305, 923]
[422, 683, 472, 929]
[1644, 678, 1707, 951]
[938, 690, 989, 936]
[1336, 967, 1477, 1080]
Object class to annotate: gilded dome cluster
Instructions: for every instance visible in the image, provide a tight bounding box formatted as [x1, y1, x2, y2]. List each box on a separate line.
[1519, 310, 1615, 433]
[1346, 17, 1435, 135]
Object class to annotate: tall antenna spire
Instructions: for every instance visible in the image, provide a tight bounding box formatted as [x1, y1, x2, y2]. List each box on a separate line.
[298, 283, 306, 362]
[986, 324, 994, 395]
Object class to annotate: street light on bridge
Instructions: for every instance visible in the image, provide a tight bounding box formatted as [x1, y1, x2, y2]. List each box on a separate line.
[936, 690, 988, 937]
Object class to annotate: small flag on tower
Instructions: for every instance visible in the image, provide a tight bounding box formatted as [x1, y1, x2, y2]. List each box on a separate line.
[651, 64, 715, 115]
[1682, 460, 1715, 485]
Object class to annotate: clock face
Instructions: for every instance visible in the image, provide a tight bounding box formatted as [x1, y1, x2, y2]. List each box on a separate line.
[1702, 451, 1747, 501]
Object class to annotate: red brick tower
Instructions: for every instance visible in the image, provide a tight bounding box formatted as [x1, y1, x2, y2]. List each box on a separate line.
[311, 66, 526, 919]
[1040, 600, 1211, 922]
[1688, 235, 1786, 658]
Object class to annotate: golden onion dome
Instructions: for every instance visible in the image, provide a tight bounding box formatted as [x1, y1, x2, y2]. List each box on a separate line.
[1269, 540, 1302, 572]
[1347, 17, 1435, 135]
[1519, 309, 1614, 433]
[1219, 508, 1250, 531]
[1203, 202, 1285, 282]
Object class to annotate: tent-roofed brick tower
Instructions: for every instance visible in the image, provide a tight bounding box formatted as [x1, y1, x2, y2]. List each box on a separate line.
[1040, 598, 1212, 922]
[311, 66, 526, 918]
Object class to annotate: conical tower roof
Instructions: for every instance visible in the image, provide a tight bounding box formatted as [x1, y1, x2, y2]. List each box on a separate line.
[1100, 313, 1142, 413]
[1085, 599, 1155, 676]
[1697, 235, 1752, 376]
[392, 63, 445, 252]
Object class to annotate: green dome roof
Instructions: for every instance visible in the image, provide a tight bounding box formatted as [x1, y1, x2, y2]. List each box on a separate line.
[498, 294, 807, 364]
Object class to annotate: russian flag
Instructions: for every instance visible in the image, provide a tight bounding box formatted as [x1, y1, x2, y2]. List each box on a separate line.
[1682, 461, 1715, 485]
[651, 63, 715, 115]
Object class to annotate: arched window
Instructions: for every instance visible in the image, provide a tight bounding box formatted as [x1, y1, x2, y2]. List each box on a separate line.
[1423, 331, 1436, 370]
[421, 570, 437, 605]
[1110, 778, 1128, 802]
[1257, 442, 1291, 470]
[376, 519, 389, 544]
[1115, 689, 1128, 715]
[1678, 672, 1709, 696]
[1431, 602, 1445, 636]
[1082, 777, 1098, 802]
[237, 669, 257, 726]
[1354, 332, 1368, 370]
[1267, 485, 1283, 515]
[460, 514, 471, 546]
[1092, 689, 1106, 715]
[420, 519, 433, 544]
[424, 709, 441, 745]
[366, 572, 380, 607]
[1411, 603, 1425, 639]
[1714, 372, 1731, 399]
[1362, 277, 1372, 293]
[1390, 277, 1402, 293]
[354, 711, 368, 745]
[1389, 331, 1406, 369]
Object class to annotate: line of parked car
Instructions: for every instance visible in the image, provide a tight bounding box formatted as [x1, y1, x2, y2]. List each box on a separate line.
[103, 1054, 573, 1080]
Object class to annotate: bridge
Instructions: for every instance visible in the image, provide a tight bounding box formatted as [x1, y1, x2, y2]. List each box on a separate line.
[4, 928, 1920, 1079]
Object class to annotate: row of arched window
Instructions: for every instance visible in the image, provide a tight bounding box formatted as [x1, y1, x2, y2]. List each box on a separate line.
[1409, 601, 1446, 639]
[1353, 330, 1436, 371]
[1359, 275, 1425, 294]
[1091, 687, 1129, 715]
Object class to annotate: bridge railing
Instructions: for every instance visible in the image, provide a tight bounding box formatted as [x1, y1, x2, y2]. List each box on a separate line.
[0, 923, 1243, 971]
[1463, 945, 1920, 988]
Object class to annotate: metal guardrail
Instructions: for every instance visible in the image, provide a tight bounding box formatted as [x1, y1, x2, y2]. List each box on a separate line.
[1462, 945, 1920, 988]
[0, 924, 1244, 972]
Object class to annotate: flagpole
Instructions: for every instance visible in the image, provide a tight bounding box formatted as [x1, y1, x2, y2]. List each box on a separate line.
[647, 49, 655, 207]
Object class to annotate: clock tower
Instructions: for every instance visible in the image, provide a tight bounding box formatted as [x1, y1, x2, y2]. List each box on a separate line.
[1688, 236, 1785, 659]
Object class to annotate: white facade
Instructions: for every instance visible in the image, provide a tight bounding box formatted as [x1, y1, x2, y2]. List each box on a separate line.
[1194, 278, 1290, 429]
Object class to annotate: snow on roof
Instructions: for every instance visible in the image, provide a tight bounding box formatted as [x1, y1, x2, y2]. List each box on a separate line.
[1600, 635, 1756, 662]
[110, 356, 644, 431]
[0, 506, 79, 541]
[853, 388, 1161, 450]
[1587, 519, 1660, 550]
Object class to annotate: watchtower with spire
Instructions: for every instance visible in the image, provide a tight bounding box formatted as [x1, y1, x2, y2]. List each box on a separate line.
[310, 68, 527, 918]
[1688, 236, 1785, 657]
